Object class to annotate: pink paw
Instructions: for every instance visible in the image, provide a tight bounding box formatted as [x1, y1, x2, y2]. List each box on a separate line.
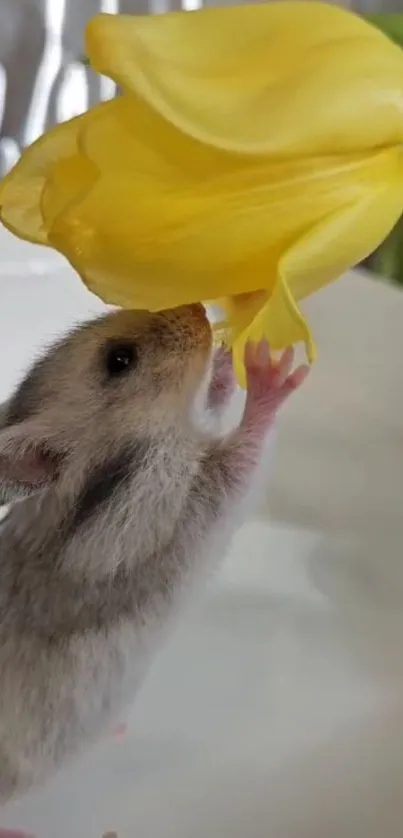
[243, 341, 309, 431]
[0, 830, 37, 838]
[207, 346, 236, 410]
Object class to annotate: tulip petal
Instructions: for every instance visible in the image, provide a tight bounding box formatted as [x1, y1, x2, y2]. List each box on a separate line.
[1, 1, 403, 387]
[41, 154, 98, 234]
[223, 146, 403, 383]
[228, 281, 312, 388]
[86, 4, 403, 154]
[0, 115, 91, 246]
[280, 147, 403, 301]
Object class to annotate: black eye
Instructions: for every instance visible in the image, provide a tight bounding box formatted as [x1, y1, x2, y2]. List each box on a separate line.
[105, 342, 138, 378]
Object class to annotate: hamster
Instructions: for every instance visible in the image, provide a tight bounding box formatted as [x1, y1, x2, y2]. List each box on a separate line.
[0, 303, 308, 803]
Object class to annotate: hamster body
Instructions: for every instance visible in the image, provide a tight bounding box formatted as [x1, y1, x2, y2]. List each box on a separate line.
[0, 304, 307, 802]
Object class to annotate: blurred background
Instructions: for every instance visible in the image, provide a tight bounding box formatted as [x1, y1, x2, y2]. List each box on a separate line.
[0, 0, 402, 283]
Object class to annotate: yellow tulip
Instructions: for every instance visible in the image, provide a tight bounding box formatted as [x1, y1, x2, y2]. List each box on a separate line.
[1, 2, 403, 384]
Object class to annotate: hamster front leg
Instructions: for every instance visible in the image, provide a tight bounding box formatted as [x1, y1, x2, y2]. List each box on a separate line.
[175, 342, 308, 572]
[206, 346, 236, 411]
[203, 341, 308, 492]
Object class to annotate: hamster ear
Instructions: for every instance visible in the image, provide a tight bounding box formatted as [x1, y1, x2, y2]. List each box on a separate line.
[0, 421, 62, 503]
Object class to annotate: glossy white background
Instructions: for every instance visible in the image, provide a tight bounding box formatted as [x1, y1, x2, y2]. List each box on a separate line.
[0, 227, 403, 837]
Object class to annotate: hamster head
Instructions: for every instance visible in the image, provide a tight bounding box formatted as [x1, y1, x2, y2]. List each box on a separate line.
[0, 304, 212, 499]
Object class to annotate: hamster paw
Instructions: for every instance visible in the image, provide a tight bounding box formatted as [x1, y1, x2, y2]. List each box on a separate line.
[243, 341, 309, 432]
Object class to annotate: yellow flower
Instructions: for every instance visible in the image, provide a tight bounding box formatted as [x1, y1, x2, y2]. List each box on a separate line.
[1, 2, 403, 384]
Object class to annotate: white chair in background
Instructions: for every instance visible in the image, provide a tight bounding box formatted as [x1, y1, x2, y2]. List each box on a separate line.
[43, 0, 182, 129]
[0, 0, 46, 173]
[44, 0, 104, 129]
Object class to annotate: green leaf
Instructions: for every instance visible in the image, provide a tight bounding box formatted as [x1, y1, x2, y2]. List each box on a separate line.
[364, 14, 403, 49]
[371, 216, 403, 286]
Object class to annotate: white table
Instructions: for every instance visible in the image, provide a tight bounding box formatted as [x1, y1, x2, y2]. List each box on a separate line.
[1, 227, 403, 838]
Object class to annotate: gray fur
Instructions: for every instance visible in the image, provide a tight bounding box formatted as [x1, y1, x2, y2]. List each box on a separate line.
[6, 356, 49, 426]
[0, 305, 269, 803]
[68, 442, 146, 532]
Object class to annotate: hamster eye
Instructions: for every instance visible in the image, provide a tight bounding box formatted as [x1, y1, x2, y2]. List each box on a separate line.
[105, 341, 138, 378]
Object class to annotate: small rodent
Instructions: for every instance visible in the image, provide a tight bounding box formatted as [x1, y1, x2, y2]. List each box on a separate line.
[0, 303, 307, 805]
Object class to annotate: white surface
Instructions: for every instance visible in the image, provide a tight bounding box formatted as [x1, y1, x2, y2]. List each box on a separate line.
[268, 267, 403, 540]
[1, 226, 403, 837]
